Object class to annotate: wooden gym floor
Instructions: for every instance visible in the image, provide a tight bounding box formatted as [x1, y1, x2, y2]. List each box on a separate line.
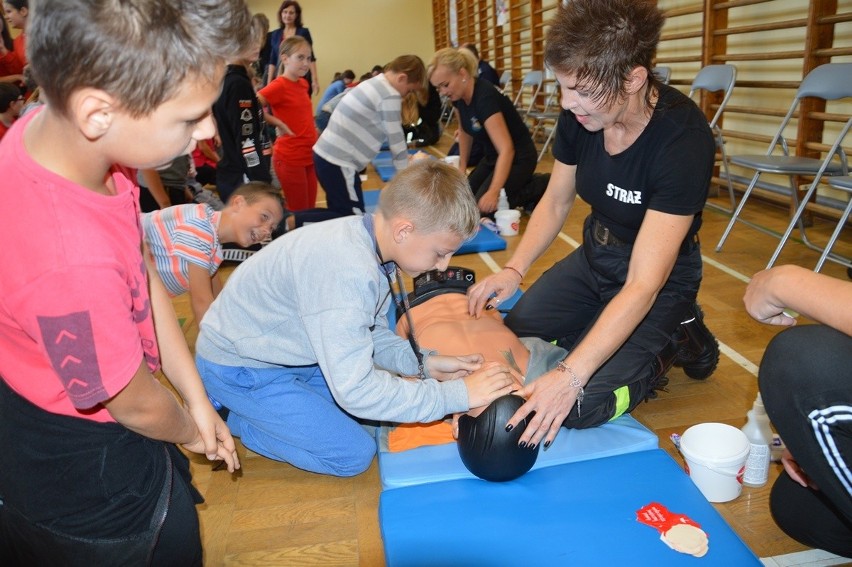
[171, 130, 851, 566]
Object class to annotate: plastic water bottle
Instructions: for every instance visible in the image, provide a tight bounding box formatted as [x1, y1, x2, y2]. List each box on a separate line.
[741, 393, 773, 487]
[497, 188, 509, 212]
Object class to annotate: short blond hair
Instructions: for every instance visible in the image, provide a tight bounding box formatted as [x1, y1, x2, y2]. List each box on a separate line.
[378, 160, 478, 240]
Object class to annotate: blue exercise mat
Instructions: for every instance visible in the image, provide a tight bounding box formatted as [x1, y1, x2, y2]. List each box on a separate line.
[362, 191, 507, 255]
[376, 413, 657, 490]
[379, 449, 762, 566]
[371, 149, 420, 182]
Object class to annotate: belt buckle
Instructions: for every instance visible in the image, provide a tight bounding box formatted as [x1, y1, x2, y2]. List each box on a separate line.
[594, 220, 611, 245]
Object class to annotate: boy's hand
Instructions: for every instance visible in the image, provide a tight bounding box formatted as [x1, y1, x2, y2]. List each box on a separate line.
[183, 402, 240, 472]
[463, 362, 515, 408]
[427, 353, 484, 381]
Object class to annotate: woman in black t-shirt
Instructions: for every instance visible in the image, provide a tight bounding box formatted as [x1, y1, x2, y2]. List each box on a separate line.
[468, 0, 720, 448]
[428, 48, 537, 214]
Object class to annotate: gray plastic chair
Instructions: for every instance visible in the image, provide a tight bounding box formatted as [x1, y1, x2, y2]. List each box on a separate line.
[499, 70, 512, 95]
[512, 70, 543, 119]
[526, 82, 561, 161]
[769, 170, 852, 272]
[688, 64, 738, 212]
[715, 62, 852, 255]
[652, 66, 671, 85]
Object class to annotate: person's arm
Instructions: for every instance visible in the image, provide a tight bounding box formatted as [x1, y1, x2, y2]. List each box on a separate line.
[187, 262, 217, 326]
[301, 27, 319, 95]
[468, 159, 577, 315]
[477, 111, 516, 213]
[384, 95, 410, 171]
[256, 90, 293, 136]
[140, 169, 171, 209]
[144, 250, 240, 471]
[509, 210, 693, 448]
[456, 121, 472, 171]
[744, 264, 852, 335]
[102, 359, 200, 444]
[310, 60, 319, 95]
[197, 139, 219, 164]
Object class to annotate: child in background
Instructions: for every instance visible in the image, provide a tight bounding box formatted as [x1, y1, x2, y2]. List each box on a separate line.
[143, 181, 284, 328]
[2, 0, 27, 72]
[212, 13, 272, 203]
[0, 82, 22, 140]
[191, 138, 219, 187]
[291, 55, 426, 230]
[258, 36, 317, 211]
[0, 0, 251, 563]
[0, 14, 23, 85]
[138, 154, 194, 212]
[195, 160, 515, 477]
[315, 68, 355, 121]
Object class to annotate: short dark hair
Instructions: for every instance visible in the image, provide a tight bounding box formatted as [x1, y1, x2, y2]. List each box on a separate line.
[462, 43, 479, 60]
[342, 69, 356, 81]
[0, 83, 22, 113]
[28, 0, 253, 118]
[544, 0, 664, 109]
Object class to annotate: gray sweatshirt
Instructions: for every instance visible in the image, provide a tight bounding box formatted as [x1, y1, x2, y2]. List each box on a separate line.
[195, 215, 469, 423]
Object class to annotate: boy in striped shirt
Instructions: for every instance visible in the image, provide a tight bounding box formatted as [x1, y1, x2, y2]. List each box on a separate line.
[143, 181, 284, 326]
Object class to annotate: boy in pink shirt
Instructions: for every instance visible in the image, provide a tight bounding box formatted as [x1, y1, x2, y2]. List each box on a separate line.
[0, 0, 252, 563]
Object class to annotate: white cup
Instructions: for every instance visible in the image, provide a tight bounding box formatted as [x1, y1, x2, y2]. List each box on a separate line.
[494, 209, 521, 236]
[443, 155, 461, 168]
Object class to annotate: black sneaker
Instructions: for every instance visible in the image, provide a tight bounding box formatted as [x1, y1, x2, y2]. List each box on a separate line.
[673, 303, 719, 380]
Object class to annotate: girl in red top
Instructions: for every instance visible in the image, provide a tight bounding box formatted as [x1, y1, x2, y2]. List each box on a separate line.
[2, 0, 28, 70]
[0, 13, 23, 85]
[258, 36, 317, 211]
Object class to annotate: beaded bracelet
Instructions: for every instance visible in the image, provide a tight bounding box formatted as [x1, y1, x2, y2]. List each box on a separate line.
[555, 359, 584, 417]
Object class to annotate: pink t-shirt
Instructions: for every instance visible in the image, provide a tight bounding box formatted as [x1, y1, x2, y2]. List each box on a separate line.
[0, 108, 160, 422]
[259, 76, 317, 166]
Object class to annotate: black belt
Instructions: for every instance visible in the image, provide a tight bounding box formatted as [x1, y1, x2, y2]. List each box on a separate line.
[591, 217, 699, 254]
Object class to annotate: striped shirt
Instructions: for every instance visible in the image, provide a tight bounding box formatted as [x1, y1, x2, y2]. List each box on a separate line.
[313, 73, 409, 172]
[142, 204, 223, 297]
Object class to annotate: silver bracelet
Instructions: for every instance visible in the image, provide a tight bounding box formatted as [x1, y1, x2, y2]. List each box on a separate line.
[556, 359, 584, 417]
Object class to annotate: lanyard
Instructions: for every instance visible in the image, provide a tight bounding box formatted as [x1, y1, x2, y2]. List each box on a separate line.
[362, 214, 425, 379]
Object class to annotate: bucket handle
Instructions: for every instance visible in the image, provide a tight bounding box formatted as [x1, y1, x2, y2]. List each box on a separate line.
[683, 454, 744, 477]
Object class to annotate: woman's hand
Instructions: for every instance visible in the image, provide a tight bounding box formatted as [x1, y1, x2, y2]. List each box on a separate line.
[182, 402, 241, 473]
[507, 369, 580, 449]
[426, 353, 484, 381]
[478, 190, 499, 214]
[467, 268, 522, 317]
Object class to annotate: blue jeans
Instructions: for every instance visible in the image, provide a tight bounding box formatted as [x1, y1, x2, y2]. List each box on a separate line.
[196, 356, 376, 476]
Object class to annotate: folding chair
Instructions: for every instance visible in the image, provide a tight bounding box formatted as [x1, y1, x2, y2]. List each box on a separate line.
[688, 64, 737, 212]
[499, 70, 512, 96]
[512, 70, 543, 119]
[766, 143, 852, 272]
[440, 94, 454, 129]
[526, 82, 561, 162]
[652, 66, 671, 85]
[715, 62, 852, 255]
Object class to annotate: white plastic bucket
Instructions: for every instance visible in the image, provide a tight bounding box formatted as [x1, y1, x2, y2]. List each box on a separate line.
[495, 209, 521, 236]
[679, 422, 750, 503]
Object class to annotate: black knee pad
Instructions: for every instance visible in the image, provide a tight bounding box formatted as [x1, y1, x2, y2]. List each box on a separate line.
[457, 394, 539, 482]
